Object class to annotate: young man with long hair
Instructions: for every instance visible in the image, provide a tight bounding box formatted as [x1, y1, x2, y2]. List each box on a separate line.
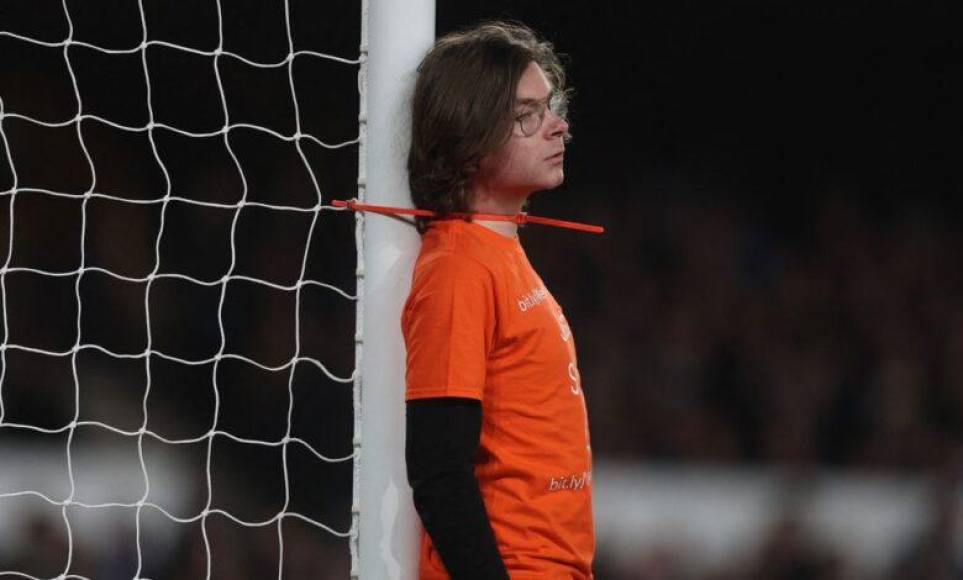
[402, 21, 595, 579]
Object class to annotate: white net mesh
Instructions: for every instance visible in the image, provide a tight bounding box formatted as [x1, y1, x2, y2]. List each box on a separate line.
[0, 0, 362, 577]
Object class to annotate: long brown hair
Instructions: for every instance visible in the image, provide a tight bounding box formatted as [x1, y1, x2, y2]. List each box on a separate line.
[407, 21, 569, 233]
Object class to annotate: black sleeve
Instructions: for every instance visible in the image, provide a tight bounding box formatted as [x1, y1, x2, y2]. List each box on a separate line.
[406, 397, 509, 580]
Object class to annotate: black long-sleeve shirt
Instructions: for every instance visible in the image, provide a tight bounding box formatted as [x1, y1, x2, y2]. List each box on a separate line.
[405, 397, 510, 579]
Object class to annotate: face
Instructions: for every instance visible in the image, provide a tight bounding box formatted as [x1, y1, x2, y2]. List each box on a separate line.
[474, 61, 570, 200]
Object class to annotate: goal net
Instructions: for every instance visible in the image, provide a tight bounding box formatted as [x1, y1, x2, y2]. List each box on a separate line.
[0, 0, 379, 577]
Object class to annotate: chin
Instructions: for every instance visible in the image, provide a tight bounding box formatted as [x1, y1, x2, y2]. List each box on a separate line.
[545, 170, 565, 189]
[519, 172, 565, 195]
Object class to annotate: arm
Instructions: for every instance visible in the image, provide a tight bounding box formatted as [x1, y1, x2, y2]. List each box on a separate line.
[406, 397, 509, 580]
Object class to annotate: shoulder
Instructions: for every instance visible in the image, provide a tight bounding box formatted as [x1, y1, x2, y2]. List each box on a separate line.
[417, 221, 510, 279]
[403, 250, 498, 331]
[414, 224, 497, 281]
[414, 250, 494, 284]
[407, 252, 498, 314]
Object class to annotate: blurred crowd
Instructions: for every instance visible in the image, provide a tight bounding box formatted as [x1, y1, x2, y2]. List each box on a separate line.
[526, 191, 963, 579]
[548, 193, 963, 472]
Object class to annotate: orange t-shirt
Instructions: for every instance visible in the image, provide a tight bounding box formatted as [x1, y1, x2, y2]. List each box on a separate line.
[402, 218, 595, 580]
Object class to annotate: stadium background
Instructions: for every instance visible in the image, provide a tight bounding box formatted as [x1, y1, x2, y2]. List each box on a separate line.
[1, 0, 961, 578]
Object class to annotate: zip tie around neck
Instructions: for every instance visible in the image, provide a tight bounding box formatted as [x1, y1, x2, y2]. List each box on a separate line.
[331, 199, 604, 234]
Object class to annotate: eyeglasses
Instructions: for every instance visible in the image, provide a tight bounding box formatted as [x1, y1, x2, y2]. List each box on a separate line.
[514, 92, 568, 137]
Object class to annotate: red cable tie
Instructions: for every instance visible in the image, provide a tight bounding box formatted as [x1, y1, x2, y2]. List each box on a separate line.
[331, 199, 604, 234]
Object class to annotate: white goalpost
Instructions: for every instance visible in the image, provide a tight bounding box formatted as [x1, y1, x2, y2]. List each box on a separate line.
[355, 1, 433, 578]
[0, 0, 432, 578]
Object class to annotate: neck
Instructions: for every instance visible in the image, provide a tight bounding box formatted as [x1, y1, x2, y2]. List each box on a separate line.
[470, 187, 528, 238]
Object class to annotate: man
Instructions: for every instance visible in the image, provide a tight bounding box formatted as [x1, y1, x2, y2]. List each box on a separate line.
[402, 21, 595, 579]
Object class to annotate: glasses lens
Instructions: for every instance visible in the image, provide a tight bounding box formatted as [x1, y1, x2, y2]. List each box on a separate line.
[520, 112, 539, 136]
[516, 94, 566, 136]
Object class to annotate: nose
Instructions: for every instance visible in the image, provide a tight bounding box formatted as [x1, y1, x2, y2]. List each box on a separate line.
[546, 110, 569, 138]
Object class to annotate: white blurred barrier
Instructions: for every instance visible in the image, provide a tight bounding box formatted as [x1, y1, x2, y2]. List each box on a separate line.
[0, 442, 187, 562]
[595, 461, 961, 575]
[3, 450, 960, 576]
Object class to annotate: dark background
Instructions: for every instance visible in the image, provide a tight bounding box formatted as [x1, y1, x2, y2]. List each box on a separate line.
[0, 1, 961, 578]
[443, 2, 961, 215]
